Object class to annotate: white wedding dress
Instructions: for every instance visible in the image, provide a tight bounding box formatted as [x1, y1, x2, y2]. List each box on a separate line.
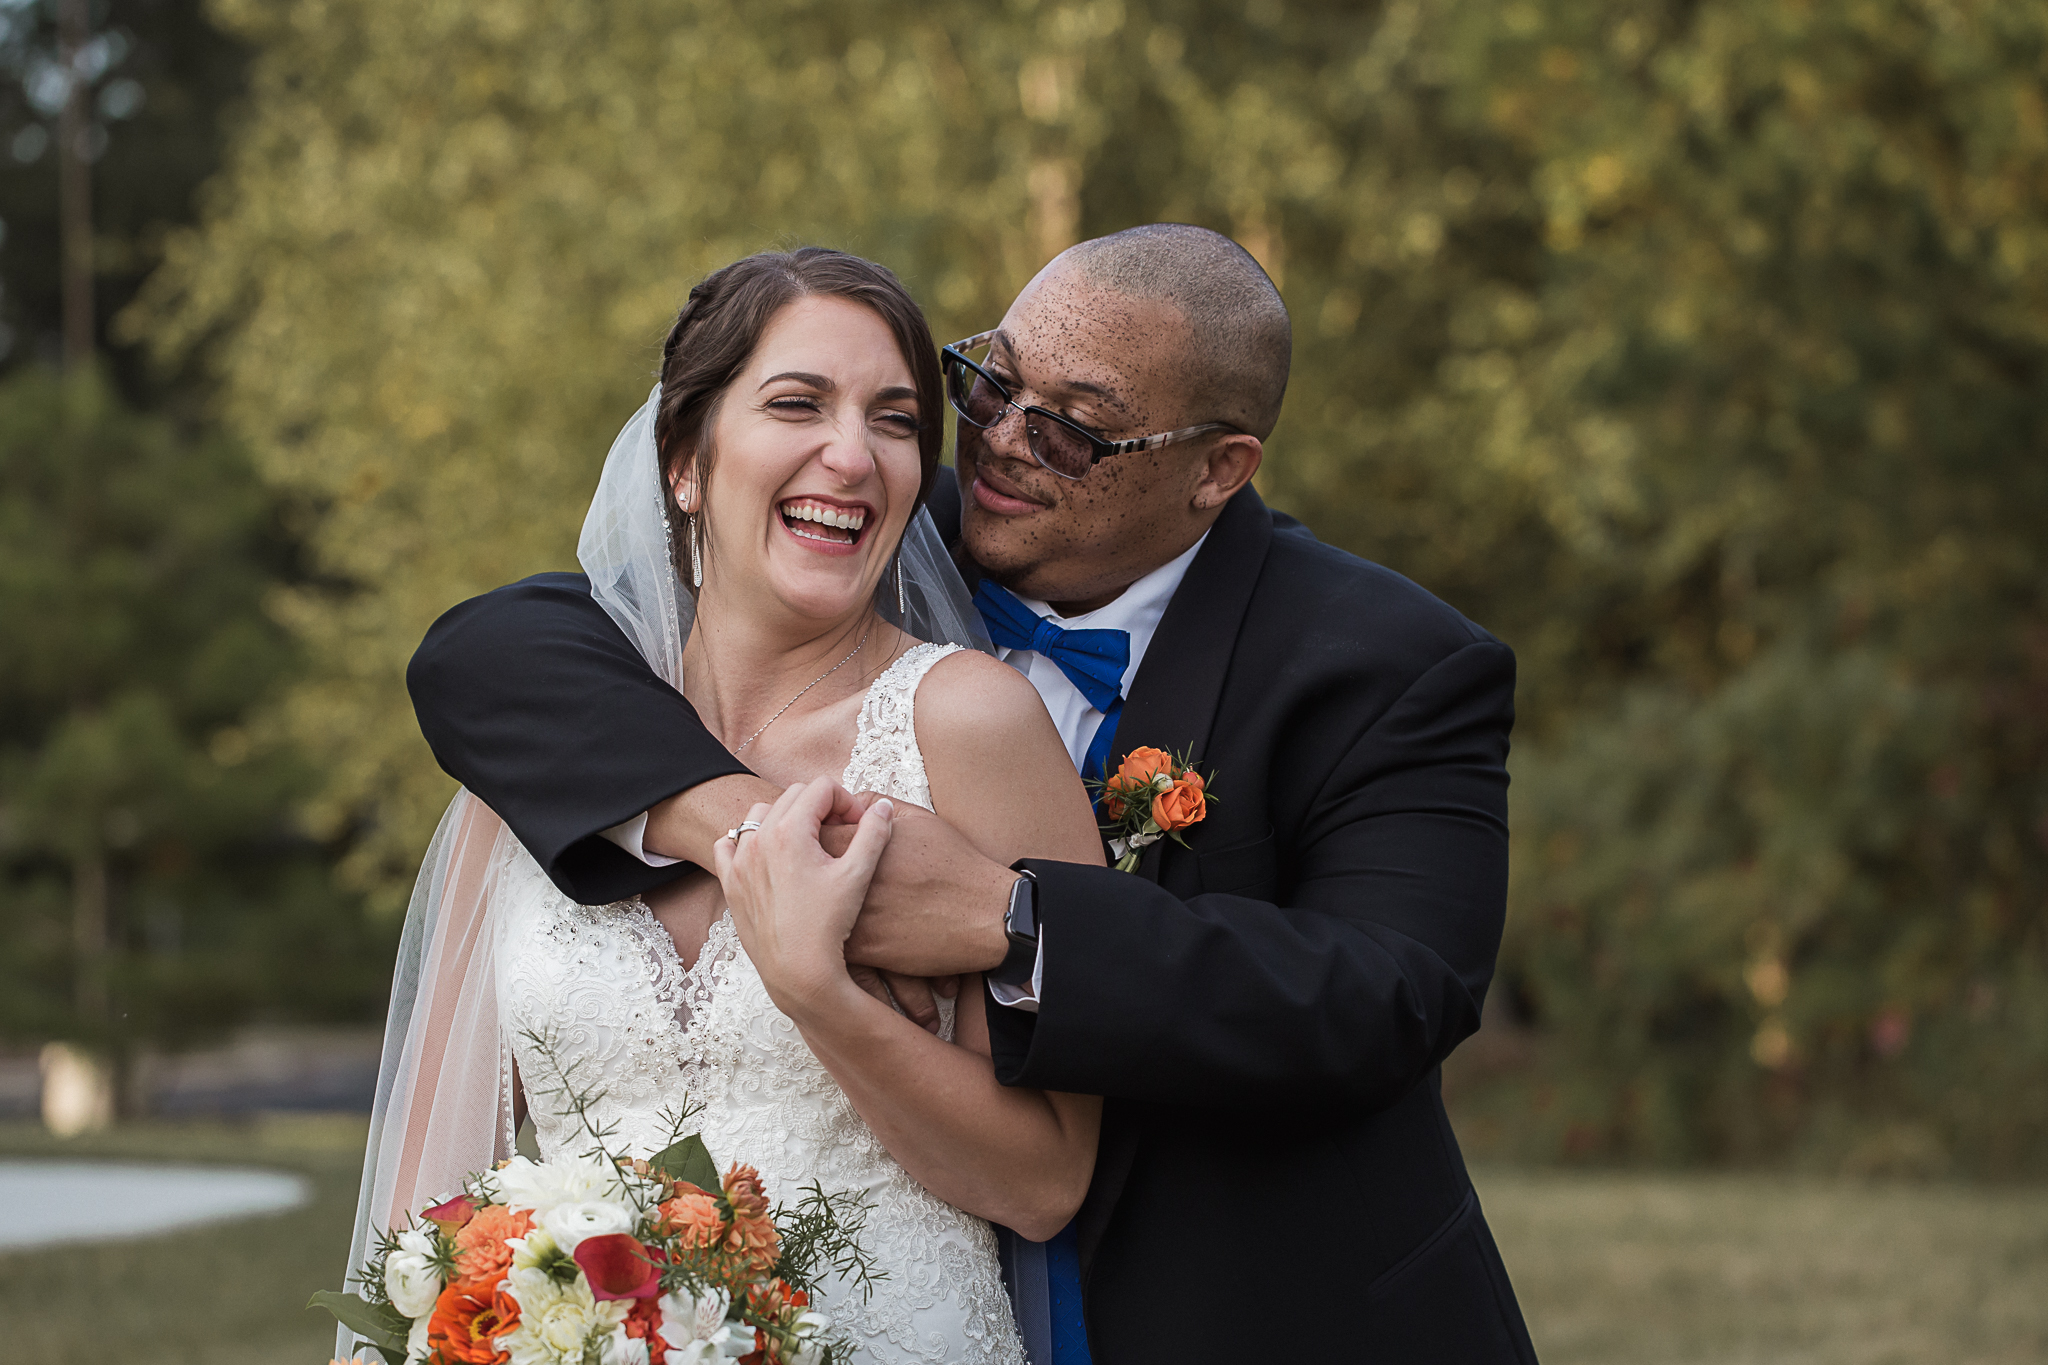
[494, 642, 1026, 1365]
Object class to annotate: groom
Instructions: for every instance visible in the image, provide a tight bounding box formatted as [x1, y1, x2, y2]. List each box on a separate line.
[410, 224, 1537, 1363]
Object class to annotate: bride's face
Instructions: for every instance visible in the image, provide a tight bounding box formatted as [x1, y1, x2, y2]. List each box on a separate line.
[688, 295, 925, 627]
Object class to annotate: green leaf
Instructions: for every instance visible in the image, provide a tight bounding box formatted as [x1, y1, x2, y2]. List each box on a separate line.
[308, 1290, 409, 1358]
[648, 1132, 720, 1193]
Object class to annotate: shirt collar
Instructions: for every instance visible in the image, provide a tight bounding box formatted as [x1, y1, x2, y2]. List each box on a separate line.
[1008, 531, 1209, 678]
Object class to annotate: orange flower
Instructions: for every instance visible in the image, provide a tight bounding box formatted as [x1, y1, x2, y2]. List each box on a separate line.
[719, 1164, 780, 1276]
[1105, 747, 1180, 821]
[453, 1205, 533, 1282]
[625, 1296, 668, 1365]
[428, 1277, 519, 1364]
[657, 1185, 724, 1247]
[741, 1280, 819, 1365]
[1116, 747, 1174, 786]
[1151, 771, 1207, 833]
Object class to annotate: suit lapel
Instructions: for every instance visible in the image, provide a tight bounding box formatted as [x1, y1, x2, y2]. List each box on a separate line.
[1113, 486, 1275, 882]
[1070, 488, 1274, 1277]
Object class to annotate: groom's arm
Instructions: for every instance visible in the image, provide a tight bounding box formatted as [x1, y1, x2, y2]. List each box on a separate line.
[408, 572, 768, 904]
[845, 638, 1515, 1117]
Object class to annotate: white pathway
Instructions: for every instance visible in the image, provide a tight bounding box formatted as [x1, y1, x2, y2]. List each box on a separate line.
[0, 1161, 310, 1250]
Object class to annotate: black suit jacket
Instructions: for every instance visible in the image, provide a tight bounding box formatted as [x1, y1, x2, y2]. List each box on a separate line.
[409, 480, 1537, 1364]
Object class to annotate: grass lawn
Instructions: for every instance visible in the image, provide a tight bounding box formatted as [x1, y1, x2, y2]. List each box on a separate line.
[0, 1115, 368, 1365]
[1475, 1166, 2048, 1365]
[1, 1118, 2044, 1363]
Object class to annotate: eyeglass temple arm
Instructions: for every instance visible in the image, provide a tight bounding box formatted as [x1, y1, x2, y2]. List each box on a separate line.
[1102, 422, 1234, 457]
[944, 331, 1000, 356]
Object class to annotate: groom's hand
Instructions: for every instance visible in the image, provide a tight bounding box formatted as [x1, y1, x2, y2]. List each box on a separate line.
[845, 964, 956, 1034]
[828, 797, 1014, 979]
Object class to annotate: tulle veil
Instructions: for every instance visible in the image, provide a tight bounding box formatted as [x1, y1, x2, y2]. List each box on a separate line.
[338, 385, 990, 1357]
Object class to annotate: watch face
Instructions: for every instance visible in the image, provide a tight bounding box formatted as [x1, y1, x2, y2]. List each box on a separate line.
[1007, 874, 1036, 939]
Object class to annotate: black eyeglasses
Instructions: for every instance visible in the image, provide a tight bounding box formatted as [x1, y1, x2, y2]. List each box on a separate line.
[940, 331, 1234, 481]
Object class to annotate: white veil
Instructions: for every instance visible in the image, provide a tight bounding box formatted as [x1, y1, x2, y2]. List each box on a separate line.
[340, 385, 990, 1356]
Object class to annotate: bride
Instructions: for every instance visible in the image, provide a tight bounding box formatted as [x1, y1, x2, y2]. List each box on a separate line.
[345, 248, 1104, 1364]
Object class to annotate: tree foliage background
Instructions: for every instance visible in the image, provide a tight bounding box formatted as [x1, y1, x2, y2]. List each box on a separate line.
[95, 0, 2048, 1169]
[0, 0, 393, 1080]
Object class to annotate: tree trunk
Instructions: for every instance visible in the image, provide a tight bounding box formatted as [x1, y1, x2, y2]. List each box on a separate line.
[72, 849, 108, 1022]
[57, 0, 94, 370]
[51, 850, 116, 1133]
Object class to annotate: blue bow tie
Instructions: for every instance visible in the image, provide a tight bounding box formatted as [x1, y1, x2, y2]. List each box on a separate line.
[973, 580, 1130, 714]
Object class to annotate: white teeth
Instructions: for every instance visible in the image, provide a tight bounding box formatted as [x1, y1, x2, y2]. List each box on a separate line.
[782, 502, 865, 531]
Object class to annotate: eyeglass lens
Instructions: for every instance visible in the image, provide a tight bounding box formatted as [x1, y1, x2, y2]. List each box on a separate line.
[945, 354, 1095, 478]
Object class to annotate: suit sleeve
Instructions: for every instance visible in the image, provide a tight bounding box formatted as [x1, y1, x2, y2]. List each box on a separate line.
[988, 639, 1514, 1115]
[406, 573, 752, 905]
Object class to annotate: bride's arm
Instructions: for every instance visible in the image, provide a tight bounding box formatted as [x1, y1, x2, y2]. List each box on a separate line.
[715, 653, 1104, 1240]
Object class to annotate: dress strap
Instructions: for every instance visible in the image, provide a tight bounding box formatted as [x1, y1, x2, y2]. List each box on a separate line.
[841, 641, 962, 806]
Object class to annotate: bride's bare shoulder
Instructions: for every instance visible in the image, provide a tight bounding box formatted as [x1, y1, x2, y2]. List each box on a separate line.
[913, 647, 1100, 858]
[911, 647, 1064, 763]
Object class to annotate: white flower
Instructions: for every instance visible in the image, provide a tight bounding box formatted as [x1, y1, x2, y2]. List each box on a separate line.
[537, 1198, 638, 1254]
[404, 1312, 431, 1365]
[492, 1151, 624, 1218]
[500, 1264, 630, 1365]
[599, 1325, 651, 1365]
[657, 1287, 751, 1362]
[787, 1308, 833, 1365]
[384, 1228, 444, 1319]
[507, 1231, 560, 1273]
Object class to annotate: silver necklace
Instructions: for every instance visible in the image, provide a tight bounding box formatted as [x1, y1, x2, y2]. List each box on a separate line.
[733, 623, 873, 754]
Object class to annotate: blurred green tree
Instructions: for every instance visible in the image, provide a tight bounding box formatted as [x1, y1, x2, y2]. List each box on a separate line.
[139, 0, 2047, 1169]
[0, 366, 391, 1080]
[0, 0, 247, 401]
[1432, 0, 2048, 1175]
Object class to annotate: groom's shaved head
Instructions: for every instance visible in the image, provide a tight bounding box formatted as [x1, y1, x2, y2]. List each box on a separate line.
[956, 223, 1283, 611]
[1058, 224, 1292, 439]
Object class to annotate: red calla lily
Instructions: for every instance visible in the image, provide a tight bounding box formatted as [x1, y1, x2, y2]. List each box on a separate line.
[423, 1193, 477, 1234]
[574, 1234, 664, 1300]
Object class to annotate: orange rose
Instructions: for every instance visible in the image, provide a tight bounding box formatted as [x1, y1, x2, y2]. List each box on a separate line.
[453, 1204, 533, 1282]
[1115, 747, 1174, 786]
[1104, 748, 1175, 821]
[428, 1277, 519, 1364]
[1150, 771, 1207, 833]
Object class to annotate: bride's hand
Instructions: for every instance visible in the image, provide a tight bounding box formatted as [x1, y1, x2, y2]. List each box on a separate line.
[712, 777, 895, 1021]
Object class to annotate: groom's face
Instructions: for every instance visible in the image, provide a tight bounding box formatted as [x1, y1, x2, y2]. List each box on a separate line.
[954, 267, 1234, 612]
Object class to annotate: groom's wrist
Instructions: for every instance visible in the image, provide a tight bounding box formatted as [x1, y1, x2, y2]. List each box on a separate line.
[966, 860, 1019, 974]
[987, 868, 1038, 988]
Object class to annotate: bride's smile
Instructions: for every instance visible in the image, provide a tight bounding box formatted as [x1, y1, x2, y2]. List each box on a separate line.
[778, 495, 871, 552]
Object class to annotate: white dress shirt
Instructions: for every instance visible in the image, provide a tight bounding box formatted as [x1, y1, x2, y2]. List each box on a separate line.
[981, 533, 1207, 1011]
[600, 533, 1211, 1011]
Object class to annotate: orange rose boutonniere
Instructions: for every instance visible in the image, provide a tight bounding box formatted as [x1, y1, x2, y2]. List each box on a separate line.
[1091, 745, 1218, 872]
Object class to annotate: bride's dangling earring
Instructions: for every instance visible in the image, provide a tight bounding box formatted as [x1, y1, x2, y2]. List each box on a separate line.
[895, 549, 907, 618]
[688, 513, 703, 589]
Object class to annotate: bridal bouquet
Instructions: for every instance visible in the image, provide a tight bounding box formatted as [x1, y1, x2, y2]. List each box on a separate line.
[1091, 745, 1215, 872]
[318, 1042, 878, 1365]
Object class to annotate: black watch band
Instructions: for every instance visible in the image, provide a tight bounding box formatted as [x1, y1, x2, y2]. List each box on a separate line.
[991, 866, 1039, 989]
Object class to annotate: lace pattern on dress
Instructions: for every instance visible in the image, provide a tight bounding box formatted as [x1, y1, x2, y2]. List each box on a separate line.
[498, 640, 1022, 1365]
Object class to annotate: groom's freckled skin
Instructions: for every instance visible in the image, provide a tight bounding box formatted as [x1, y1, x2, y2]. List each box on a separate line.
[956, 261, 1247, 616]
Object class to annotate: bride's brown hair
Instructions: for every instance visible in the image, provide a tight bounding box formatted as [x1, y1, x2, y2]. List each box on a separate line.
[655, 248, 946, 594]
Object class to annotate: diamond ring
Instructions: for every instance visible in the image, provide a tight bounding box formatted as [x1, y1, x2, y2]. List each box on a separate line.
[725, 820, 764, 842]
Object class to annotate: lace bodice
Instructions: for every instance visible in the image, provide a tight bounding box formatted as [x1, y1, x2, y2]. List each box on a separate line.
[498, 643, 1023, 1365]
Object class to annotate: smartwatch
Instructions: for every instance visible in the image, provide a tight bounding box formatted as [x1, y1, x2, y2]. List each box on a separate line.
[991, 866, 1039, 989]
